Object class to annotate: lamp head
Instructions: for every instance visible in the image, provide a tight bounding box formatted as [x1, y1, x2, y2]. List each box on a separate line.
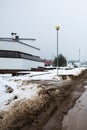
[55, 25, 60, 30]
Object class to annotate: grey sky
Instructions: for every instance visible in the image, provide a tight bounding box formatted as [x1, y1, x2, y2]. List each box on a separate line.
[0, 0, 87, 61]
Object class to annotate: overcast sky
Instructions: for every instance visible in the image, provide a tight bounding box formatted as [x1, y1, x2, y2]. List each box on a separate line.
[0, 0, 87, 61]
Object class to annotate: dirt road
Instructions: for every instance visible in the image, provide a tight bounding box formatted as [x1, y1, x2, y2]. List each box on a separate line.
[0, 69, 87, 130]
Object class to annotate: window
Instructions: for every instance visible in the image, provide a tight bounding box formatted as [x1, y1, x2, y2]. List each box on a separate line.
[0, 50, 42, 62]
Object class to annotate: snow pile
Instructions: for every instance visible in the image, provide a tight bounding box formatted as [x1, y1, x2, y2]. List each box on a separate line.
[0, 77, 40, 111]
[58, 67, 85, 76]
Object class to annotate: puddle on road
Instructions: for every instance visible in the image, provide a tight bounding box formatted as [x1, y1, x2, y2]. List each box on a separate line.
[62, 86, 87, 130]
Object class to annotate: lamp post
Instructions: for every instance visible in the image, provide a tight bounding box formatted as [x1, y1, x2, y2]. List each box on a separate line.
[55, 25, 60, 76]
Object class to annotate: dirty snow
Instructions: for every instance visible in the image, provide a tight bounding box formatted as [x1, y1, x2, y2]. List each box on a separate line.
[11, 67, 85, 81]
[0, 67, 86, 111]
[0, 78, 40, 111]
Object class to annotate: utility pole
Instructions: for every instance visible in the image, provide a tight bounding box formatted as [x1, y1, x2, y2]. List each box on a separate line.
[79, 49, 80, 68]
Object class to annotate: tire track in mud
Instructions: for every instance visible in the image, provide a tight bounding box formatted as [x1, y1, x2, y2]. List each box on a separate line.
[0, 69, 87, 130]
[30, 69, 87, 130]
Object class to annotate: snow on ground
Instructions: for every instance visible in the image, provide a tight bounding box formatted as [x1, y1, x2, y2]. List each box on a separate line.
[0, 67, 86, 111]
[10, 67, 86, 81]
[0, 78, 40, 111]
[58, 67, 85, 76]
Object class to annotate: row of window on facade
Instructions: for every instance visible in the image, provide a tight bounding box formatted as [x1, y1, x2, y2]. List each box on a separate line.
[0, 50, 42, 62]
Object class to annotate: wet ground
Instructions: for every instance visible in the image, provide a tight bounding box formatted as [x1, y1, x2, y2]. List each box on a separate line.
[62, 85, 87, 130]
[0, 69, 87, 130]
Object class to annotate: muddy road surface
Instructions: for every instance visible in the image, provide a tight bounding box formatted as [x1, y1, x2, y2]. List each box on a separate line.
[62, 85, 87, 130]
[0, 70, 87, 130]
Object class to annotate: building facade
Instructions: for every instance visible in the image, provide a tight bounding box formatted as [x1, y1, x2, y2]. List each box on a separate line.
[0, 34, 44, 73]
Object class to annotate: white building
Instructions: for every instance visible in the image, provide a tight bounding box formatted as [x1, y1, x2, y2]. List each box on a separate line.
[0, 33, 44, 73]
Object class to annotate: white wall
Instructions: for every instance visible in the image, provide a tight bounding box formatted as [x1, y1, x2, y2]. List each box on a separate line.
[0, 58, 44, 70]
[0, 41, 39, 56]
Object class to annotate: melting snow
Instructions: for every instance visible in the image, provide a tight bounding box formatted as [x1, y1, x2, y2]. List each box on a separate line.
[0, 67, 86, 111]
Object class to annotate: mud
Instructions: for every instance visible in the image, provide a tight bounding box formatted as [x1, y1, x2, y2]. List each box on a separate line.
[62, 87, 87, 130]
[0, 69, 87, 130]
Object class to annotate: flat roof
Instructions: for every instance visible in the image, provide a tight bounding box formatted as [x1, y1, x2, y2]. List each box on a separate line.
[0, 37, 40, 50]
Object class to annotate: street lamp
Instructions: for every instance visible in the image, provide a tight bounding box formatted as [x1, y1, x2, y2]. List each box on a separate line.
[55, 25, 60, 76]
